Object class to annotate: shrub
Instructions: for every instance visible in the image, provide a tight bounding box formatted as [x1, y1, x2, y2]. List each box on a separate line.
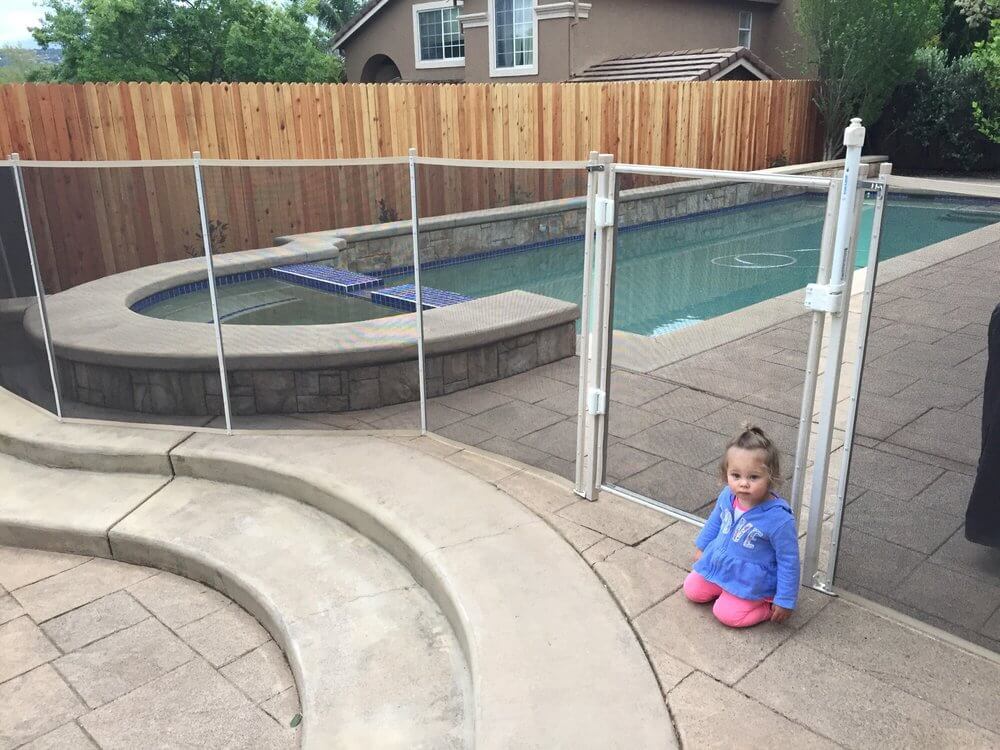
[873, 46, 998, 170]
[972, 19, 1000, 142]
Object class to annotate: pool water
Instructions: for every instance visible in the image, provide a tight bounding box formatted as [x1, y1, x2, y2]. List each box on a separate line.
[143, 277, 401, 325]
[140, 195, 998, 335]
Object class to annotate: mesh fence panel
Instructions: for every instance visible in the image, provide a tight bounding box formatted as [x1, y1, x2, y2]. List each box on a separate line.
[0, 162, 56, 413]
[18, 163, 223, 428]
[415, 163, 589, 479]
[835, 191, 1000, 652]
[201, 161, 420, 431]
[603, 172, 829, 518]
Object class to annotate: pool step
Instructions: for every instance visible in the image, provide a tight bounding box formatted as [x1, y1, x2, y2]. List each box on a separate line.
[271, 264, 382, 294]
[370, 284, 472, 312]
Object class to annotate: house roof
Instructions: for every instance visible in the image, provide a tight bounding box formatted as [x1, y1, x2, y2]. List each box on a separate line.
[331, 0, 392, 50]
[571, 48, 779, 82]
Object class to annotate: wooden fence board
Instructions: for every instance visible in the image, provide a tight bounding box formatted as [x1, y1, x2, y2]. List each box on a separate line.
[0, 80, 821, 291]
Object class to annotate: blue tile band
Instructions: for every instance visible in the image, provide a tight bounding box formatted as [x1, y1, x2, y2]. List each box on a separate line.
[370, 284, 471, 311]
[130, 268, 274, 312]
[271, 264, 383, 294]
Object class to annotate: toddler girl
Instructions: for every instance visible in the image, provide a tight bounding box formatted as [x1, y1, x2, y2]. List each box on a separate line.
[683, 424, 800, 627]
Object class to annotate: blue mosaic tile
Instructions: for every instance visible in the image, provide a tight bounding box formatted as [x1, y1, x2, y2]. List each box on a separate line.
[130, 268, 277, 312]
[271, 263, 383, 295]
[370, 284, 471, 312]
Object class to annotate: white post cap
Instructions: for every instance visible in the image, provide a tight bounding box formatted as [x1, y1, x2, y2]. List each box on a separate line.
[843, 117, 865, 148]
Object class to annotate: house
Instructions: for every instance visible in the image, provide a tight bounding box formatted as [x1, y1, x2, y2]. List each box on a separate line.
[332, 0, 802, 84]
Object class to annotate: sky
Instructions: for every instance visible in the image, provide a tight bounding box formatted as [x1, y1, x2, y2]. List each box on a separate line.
[1, 0, 45, 47]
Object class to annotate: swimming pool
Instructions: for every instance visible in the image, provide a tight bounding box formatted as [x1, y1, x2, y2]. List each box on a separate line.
[138, 194, 1000, 336]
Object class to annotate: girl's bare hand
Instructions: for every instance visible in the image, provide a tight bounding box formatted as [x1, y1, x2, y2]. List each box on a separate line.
[692, 549, 702, 563]
[770, 605, 792, 624]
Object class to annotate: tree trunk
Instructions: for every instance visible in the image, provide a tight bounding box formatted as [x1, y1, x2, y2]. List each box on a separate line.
[823, 130, 846, 161]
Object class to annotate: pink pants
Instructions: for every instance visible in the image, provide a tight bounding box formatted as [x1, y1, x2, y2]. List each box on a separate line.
[683, 572, 772, 628]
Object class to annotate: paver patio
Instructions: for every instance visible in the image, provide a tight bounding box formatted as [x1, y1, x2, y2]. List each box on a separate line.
[0, 546, 299, 749]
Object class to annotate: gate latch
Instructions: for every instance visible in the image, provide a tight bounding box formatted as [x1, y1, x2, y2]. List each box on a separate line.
[587, 387, 607, 416]
[803, 282, 845, 314]
[595, 197, 615, 228]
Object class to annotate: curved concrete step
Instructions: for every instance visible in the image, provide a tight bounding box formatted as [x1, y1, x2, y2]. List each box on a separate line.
[0, 453, 471, 749]
[0, 389, 184, 474]
[170, 432, 673, 749]
[110, 476, 471, 749]
[0, 452, 169, 556]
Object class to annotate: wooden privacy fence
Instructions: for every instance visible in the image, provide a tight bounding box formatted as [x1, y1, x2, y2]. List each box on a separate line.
[0, 81, 822, 291]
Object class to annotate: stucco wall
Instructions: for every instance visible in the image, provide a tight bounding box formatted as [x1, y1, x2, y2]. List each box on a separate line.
[460, 13, 572, 82]
[342, 0, 469, 82]
[570, 0, 786, 77]
[340, 0, 805, 83]
[753, 0, 810, 78]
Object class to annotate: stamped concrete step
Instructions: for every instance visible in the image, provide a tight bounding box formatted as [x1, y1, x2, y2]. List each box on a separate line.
[0, 387, 185, 474]
[108, 476, 471, 749]
[0, 453, 169, 556]
[170, 432, 674, 748]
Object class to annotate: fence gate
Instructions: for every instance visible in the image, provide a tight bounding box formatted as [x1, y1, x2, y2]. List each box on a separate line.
[576, 123, 883, 598]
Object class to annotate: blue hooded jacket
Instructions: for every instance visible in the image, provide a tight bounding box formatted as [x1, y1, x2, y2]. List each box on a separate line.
[693, 487, 801, 609]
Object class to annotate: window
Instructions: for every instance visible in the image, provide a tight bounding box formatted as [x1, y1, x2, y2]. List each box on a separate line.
[494, 0, 534, 71]
[414, 1, 465, 68]
[738, 11, 752, 48]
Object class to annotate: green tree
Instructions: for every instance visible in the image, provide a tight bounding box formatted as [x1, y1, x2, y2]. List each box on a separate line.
[0, 46, 55, 83]
[315, 0, 360, 35]
[797, 0, 942, 158]
[941, 0, 998, 58]
[972, 19, 1000, 141]
[32, 0, 342, 83]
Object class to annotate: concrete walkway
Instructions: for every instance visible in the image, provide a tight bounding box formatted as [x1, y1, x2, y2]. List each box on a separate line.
[0, 546, 299, 749]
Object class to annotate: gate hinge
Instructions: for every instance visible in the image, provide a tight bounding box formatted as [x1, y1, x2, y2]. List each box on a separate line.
[586, 387, 607, 415]
[595, 197, 615, 228]
[803, 282, 845, 314]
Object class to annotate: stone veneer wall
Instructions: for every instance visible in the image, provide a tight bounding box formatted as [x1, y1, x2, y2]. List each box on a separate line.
[339, 181, 805, 274]
[58, 321, 575, 416]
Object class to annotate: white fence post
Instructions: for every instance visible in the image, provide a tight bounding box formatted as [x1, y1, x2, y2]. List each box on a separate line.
[408, 148, 428, 435]
[819, 162, 893, 590]
[790, 182, 841, 521]
[192, 151, 233, 434]
[575, 151, 601, 496]
[577, 153, 615, 500]
[801, 119, 867, 589]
